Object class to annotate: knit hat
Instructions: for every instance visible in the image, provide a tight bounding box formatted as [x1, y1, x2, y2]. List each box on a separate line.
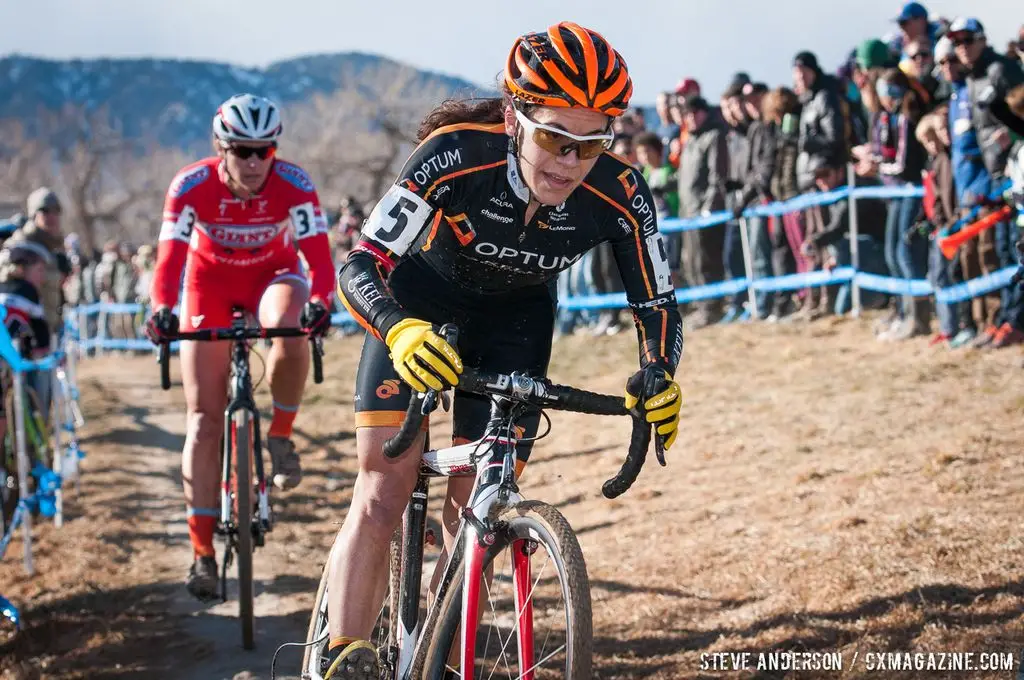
[856, 38, 896, 70]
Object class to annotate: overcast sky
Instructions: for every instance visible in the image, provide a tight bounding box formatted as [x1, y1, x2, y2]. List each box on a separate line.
[1, 0, 1018, 104]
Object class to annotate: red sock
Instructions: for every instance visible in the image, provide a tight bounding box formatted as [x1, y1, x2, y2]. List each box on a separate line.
[268, 401, 299, 438]
[187, 513, 217, 558]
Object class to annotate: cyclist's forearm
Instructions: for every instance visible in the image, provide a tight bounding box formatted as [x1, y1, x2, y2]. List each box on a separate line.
[150, 239, 188, 309]
[633, 306, 683, 376]
[336, 248, 408, 341]
[297, 231, 336, 303]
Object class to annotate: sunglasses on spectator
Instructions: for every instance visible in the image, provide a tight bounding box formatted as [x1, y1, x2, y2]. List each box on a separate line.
[222, 143, 277, 160]
[950, 34, 977, 46]
[908, 51, 932, 60]
[876, 80, 906, 100]
[514, 109, 613, 160]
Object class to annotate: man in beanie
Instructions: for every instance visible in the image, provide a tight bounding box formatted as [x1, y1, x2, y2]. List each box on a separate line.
[792, 50, 848, 191]
[6, 188, 68, 335]
[4, 187, 70, 412]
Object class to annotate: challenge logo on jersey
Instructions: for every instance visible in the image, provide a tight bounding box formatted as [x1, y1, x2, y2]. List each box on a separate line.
[274, 162, 315, 192]
[169, 165, 210, 197]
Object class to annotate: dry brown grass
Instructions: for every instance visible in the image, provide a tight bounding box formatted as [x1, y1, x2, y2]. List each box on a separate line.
[1, 316, 1023, 679]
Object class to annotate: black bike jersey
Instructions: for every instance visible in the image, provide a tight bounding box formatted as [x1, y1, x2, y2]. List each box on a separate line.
[338, 122, 683, 373]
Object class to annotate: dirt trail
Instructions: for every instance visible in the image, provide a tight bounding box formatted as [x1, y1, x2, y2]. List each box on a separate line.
[2, 317, 1024, 679]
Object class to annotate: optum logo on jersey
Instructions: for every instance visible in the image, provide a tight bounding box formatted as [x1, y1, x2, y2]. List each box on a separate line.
[412, 149, 462, 187]
[473, 242, 582, 270]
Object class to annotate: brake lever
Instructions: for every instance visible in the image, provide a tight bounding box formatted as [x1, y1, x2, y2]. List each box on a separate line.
[425, 322, 460, 416]
[643, 367, 669, 467]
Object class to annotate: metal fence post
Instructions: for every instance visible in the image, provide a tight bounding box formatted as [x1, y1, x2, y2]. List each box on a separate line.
[12, 366, 34, 575]
[51, 367, 63, 528]
[738, 217, 759, 319]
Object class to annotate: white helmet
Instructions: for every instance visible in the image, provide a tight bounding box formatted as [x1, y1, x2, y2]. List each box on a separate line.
[213, 93, 283, 143]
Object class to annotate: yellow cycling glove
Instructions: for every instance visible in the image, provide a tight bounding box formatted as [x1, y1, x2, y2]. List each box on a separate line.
[385, 318, 463, 393]
[624, 367, 681, 450]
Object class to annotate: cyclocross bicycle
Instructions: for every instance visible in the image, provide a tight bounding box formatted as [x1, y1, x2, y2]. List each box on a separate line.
[158, 306, 324, 650]
[294, 324, 661, 680]
[2, 371, 51, 537]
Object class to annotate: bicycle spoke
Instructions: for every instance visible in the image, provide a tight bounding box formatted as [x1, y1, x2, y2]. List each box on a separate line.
[483, 560, 516, 680]
[483, 550, 554, 680]
[516, 644, 568, 680]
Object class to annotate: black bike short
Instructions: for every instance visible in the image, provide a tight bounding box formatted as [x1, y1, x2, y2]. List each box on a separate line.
[354, 258, 556, 464]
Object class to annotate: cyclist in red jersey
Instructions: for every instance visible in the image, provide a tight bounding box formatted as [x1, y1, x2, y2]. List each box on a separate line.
[145, 94, 334, 599]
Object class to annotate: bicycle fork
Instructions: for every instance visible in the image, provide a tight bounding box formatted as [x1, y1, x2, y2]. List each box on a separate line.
[221, 403, 271, 538]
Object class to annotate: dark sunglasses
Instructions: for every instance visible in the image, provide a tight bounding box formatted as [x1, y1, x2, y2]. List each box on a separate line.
[908, 51, 932, 60]
[514, 109, 613, 160]
[226, 144, 276, 160]
[951, 35, 976, 46]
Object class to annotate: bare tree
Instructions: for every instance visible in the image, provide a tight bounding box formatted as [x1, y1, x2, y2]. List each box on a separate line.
[285, 62, 460, 214]
[3, 106, 188, 254]
[0, 118, 53, 213]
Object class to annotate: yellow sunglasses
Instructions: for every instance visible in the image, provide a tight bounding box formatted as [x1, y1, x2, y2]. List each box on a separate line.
[514, 109, 614, 160]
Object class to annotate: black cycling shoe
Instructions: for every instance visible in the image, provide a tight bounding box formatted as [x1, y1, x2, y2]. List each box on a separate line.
[186, 556, 219, 601]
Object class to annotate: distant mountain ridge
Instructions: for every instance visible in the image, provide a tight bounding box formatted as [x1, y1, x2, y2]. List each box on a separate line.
[0, 52, 485, 148]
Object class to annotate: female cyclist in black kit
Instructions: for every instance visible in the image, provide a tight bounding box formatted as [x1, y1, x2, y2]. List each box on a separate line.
[323, 21, 685, 677]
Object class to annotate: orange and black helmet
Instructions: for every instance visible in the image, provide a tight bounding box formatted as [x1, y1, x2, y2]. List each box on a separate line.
[504, 22, 632, 116]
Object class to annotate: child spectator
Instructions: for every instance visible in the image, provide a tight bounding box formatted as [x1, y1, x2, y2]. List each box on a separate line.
[916, 108, 960, 346]
[634, 132, 681, 284]
[857, 67, 930, 340]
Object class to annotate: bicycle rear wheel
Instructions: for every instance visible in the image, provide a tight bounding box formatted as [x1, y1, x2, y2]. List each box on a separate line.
[418, 500, 593, 679]
[232, 409, 256, 650]
[302, 529, 402, 679]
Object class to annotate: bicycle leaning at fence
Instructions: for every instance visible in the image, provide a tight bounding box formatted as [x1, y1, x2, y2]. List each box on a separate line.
[156, 306, 324, 651]
[282, 324, 662, 680]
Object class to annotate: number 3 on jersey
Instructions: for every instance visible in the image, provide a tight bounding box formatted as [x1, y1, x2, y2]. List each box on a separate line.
[362, 185, 433, 256]
[290, 201, 321, 239]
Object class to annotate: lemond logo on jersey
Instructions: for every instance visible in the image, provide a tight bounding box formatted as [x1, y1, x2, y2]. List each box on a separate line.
[376, 379, 402, 399]
[617, 168, 638, 200]
[274, 162, 315, 192]
[169, 165, 210, 198]
[205, 223, 282, 248]
[537, 221, 575, 232]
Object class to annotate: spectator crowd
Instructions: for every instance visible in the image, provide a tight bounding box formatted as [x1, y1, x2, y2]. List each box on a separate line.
[559, 5, 1024, 351]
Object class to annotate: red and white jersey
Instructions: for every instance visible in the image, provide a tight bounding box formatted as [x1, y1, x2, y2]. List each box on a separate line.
[150, 156, 334, 309]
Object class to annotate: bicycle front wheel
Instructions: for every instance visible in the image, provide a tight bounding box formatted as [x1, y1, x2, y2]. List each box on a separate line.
[232, 409, 256, 650]
[419, 500, 593, 680]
